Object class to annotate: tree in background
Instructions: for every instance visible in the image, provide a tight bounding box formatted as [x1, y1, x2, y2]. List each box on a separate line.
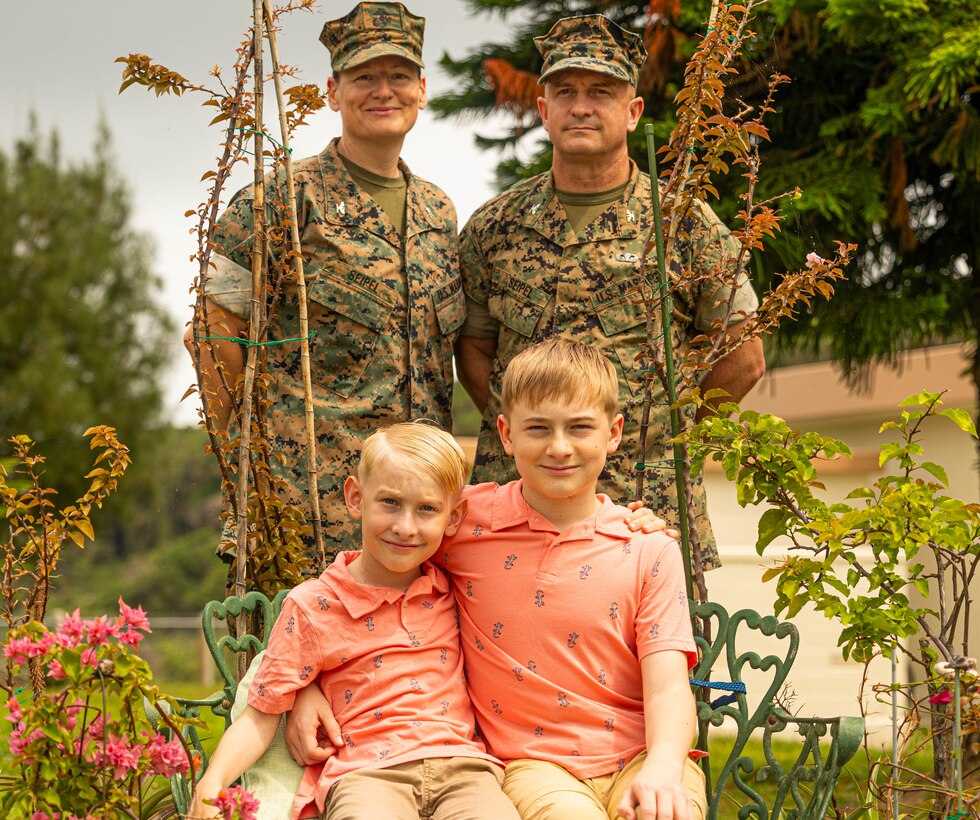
[0, 118, 175, 547]
[432, 0, 980, 423]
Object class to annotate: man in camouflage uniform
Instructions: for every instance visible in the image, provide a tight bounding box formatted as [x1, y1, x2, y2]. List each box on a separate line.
[186, 2, 465, 572]
[455, 15, 765, 570]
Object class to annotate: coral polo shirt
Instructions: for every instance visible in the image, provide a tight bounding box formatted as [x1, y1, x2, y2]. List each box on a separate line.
[438, 480, 696, 779]
[249, 552, 498, 818]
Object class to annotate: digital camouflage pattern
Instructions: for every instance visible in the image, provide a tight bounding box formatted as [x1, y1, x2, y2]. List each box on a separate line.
[208, 138, 464, 569]
[458, 164, 759, 570]
[534, 14, 646, 86]
[319, 1, 425, 72]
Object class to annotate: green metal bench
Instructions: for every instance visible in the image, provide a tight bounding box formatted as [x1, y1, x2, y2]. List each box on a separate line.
[166, 593, 864, 818]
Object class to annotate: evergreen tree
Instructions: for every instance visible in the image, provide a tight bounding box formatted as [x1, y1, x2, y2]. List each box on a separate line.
[432, 0, 980, 417]
[0, 118, 175, 534]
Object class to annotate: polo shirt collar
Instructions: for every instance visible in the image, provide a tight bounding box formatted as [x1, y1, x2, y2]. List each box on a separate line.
[322, 551, 448, 619]
[489, 480, 632, 541]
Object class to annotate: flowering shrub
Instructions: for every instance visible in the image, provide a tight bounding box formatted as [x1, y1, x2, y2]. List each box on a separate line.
[0, 599, 195, 817]
[207, 785, 260, 820]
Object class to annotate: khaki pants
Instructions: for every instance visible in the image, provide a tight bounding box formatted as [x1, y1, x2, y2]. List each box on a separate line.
[502, 753, 707, 820]
[322, 757, 521, 820]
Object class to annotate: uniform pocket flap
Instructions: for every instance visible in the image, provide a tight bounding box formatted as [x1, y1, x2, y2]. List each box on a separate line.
[592, 277, 650, 337]
[309, 266, 397, 334]
[433, 277, 466, 336]
[488, 273, 550, 338]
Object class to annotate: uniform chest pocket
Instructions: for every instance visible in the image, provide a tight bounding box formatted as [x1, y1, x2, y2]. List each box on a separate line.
[592, 278, 654, 396]
[487, 274, 551, 338]
[433, 277, 466, 337]
[308, 266, 398, 398]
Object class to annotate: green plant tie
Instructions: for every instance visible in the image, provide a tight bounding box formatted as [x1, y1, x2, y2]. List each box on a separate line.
[232, 126, 292, 154]
[194, 330, 317, 348]
[635, 459, 687, 470]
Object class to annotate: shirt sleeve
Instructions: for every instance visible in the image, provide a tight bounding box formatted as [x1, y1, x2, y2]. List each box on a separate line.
[689, 200, 759, 332]
[634, 536, 698, 669]
[206, 185, 258, 319]
[459, 215, 492, 309]
[247, 594, 327, 714]
[460, 296, 500, 339]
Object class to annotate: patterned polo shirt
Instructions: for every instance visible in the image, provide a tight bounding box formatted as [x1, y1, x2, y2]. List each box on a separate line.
[249, 552, 498, 817]
[439, 481, 696, 779]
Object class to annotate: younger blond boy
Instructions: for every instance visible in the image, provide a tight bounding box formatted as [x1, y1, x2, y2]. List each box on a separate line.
[188, 423, 519, 820]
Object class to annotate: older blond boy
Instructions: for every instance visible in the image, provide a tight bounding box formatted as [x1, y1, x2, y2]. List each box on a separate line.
[188, 424, 519, 820]
[439, 339, 705, 820]
[288, 340, 706, 820]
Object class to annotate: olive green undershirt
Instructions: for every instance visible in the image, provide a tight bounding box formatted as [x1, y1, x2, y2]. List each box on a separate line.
[556, 180, 631, 234]
[340, 155, 408, 236]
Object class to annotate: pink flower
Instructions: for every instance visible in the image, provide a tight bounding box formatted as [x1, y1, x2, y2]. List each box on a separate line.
[117, 598, 151, 633]
[146, 733, 189, 777]
[57, 609, 86, 648]
[31, 812, 55, 820]
[6, 697, 22, 723]
[86, 716, 105, 739]
[929, 688, 953, 705]
[48, 658, 66, 680]
[212, 785, 260, 820]
[118, 629, 143, 649]
[805, 252, 825, 269]
[4, 636, 35, 665]
[85, 615, 119, 646]
[104, 733, 141, 779]
[80, 647, 99, 667]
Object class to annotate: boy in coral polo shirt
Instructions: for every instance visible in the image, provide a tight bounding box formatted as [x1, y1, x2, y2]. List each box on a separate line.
[289, 339, 706, 820]
[188, 423, 520, 820]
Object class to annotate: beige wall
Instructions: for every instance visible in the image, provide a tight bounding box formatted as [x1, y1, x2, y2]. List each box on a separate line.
[703, 343, 977, 730]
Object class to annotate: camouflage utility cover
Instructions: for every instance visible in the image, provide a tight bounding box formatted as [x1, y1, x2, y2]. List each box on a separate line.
[458, 164, 759, 570]
[320, 1, 425, 71]
[208, 138, 464, 566]
[535, 14, 646, 86]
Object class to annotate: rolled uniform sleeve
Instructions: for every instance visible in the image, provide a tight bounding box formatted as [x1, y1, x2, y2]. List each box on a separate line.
[689, 201, 759, 332]
[459, 219, 500, 339]
[206, 186, 259, 320]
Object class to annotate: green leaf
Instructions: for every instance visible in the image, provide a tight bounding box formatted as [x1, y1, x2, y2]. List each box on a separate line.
[755, 509, 790, 554]
[899, 391, 940, 408]
[939, 407, 978, 438]
[918, 461, 949, 486]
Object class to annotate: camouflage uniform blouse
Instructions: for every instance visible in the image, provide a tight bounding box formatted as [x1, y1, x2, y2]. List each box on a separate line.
[207, 139, 465, 566]
[458, 163, 758, 570]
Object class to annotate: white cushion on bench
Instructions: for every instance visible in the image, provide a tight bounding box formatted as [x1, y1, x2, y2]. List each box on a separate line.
[231, 650, 306, 819]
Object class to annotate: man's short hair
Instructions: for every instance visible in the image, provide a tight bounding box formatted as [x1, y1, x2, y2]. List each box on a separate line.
[359, 421, 467, 495]
[501, 338, 620, 418]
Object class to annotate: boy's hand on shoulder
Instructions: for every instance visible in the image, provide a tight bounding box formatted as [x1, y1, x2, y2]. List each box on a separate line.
[285, 682, 344, 765]
[624, 501, 680, 539]
[616, 757, 691, 820]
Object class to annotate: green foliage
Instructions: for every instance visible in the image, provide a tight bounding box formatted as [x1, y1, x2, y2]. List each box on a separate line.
[0, 119, 174, 523]
[433, 0, 979, 398]
[0, 610, 196, 818]
[686, 391, 980, 665]
[0, 427, 131, 636]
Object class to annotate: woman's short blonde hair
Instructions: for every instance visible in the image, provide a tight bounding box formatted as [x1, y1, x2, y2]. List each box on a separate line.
[501, 338, 620, 417]
[359, 421, 468, 496]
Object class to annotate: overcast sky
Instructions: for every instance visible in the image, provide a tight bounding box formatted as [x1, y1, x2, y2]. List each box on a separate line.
[2, 1, 527, 426]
